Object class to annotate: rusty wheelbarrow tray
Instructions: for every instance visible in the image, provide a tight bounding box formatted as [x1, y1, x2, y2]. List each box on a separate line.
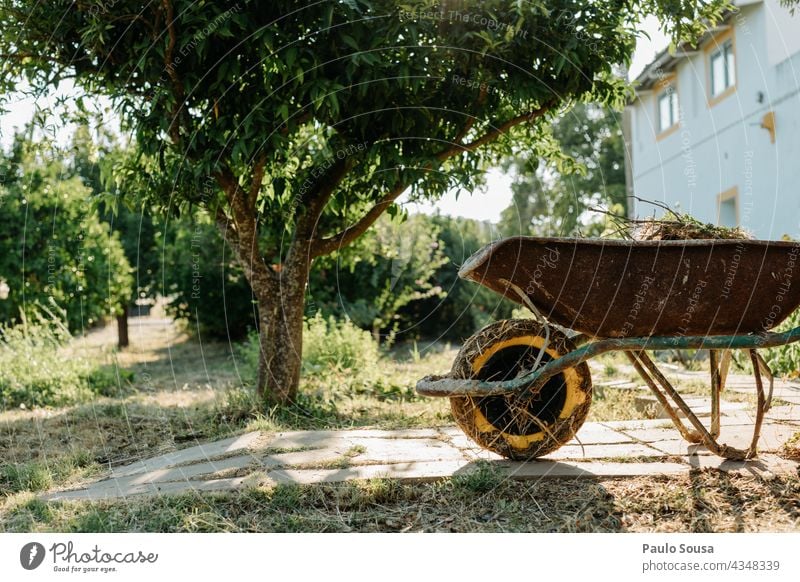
[417, 237, 800, 461]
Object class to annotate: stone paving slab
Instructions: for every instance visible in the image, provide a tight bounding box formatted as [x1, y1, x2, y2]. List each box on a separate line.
[633, 395, 747, 418]
[496, 460, 694, 479]
[111, 431, 265, 478]
[45, 460, 686, 501]
[46, 475, 254, 501]
[458, 442, 665, 462]
[244, 428, 441, 449]
[645, 440, 715, 456]
[443, 423, 634, 450]
[42, 408, 800, 502]
[565, 426, 638, 445]
[720, 423, 799, 450]
[265, 461, 473, 485]
[600, 419, 678, 431]
[683, 454, 799, 477]
[765, 405, 800, 423]
[621, 412, 799, 453]
[46, 453, 799, 501]
[619, 426, 689, 443]
[544, 442, 664, 460]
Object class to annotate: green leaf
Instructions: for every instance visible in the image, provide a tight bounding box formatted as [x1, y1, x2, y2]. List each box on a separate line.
[341, 34, 359, 50]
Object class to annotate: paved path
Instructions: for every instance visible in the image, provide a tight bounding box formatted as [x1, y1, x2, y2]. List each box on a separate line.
[44, 399, 800, 501]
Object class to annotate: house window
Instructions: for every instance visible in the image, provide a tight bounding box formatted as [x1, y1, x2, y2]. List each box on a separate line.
[657, 84, 679, 134]
[717, 188, 739, 227]
[709, 39, 736, 98]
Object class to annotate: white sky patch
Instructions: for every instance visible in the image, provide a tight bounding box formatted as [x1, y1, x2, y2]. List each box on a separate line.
[401, 168, 514, 223]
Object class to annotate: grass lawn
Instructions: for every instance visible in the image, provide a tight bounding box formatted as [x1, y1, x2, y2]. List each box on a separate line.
[1, 315, 798, 533]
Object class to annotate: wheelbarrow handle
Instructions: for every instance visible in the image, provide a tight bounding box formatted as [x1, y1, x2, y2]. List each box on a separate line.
[416, 326, 800, 398]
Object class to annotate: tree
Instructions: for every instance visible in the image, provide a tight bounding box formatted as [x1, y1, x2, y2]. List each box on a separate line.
[1, 0, 730, 405]
[69, 125, 161, 347]
[309, 213, 447, 343]
[500, 103, 626, 237]
[401, 213, 517, 342]
[0, 135, 132, 332]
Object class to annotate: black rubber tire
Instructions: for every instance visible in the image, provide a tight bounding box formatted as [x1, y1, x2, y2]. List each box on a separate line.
[450, 319, 592, 460]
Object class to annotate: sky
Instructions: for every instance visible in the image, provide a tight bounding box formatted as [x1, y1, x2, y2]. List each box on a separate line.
[0, 16, 670, 223]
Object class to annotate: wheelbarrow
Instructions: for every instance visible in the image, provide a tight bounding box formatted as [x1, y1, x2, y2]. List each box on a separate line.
[416, 237, 800, 460]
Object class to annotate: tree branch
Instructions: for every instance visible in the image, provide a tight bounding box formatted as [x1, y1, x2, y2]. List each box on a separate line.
[312, 103, 555, 258]
[214, 165, 247, 218]
[311, 180, 407, 258]
[301, 158, 352, 228]
[248, 152, 267, 211]
[436, 101, 555, 162]
[161, 0, 185, 145]
[214, 207, 239, 248]
[451, 85, 487, 145]
[214, 168, 277, 287]
[289, 157, 352, 265]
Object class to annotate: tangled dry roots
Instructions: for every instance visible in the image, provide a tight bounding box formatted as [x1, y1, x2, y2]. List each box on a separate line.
[449, 319, 592, 460]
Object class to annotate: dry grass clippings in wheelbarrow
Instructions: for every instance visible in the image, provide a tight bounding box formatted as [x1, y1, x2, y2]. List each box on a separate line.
[632, 213, 752, 241]
[597, 198, 752, 241]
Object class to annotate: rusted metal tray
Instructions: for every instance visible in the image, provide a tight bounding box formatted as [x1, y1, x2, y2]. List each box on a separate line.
[459, 237, 800, 338]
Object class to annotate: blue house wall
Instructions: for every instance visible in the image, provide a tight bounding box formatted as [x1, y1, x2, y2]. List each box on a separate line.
[629, 0, 800, 239]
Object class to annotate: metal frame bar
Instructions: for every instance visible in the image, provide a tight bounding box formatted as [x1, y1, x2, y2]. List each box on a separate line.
[710, 350, 721, 438]
[748, 349, 767, 457]
[416, 326, 800, 397]
[625, 351, 701, 444]
[625, 350, 762, 460]
[755, 352, 775, 412]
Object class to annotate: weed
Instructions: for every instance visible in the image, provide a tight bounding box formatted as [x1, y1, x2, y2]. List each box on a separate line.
[452, 461, 504, 494]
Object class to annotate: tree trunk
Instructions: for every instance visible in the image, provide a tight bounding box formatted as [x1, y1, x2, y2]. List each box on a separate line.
[255, 264, 308, 405]
[117, 306, 129, 349]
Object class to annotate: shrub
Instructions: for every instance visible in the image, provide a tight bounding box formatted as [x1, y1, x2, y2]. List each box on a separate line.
[308, 214, 447, 344]
[764, 309, 800, 378]
[397, 214, 516, 342]
[0, 308, 125, 409]
[240, 313, 380, 382]
[302, 313, 380, 374]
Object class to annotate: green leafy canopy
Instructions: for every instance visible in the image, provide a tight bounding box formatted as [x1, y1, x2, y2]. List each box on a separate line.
[1, 0, 730, 265]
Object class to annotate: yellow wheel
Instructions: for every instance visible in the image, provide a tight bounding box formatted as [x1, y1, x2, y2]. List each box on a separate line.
[450, 319, 592, 460]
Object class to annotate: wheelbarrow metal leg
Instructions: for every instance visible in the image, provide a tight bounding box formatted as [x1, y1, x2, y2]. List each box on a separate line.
[719, 350, 732, 393]
[754, 352, 774, 412]
[631, 351, 710, 444]
[632, 351, 752, 460]
[709, 350, 721, 438]
[748, 349, 766, 458]
[625, 351, 699, 443]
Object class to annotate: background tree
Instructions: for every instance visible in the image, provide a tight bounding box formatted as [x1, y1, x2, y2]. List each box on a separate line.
[1, 0, 730, 405]
[309, 213, 447, 344]
[0, 134, 132, 332]
[401, 213, 516, 342]
[162, 214, 257, 340]
[500, 103, 626, 237]
[69, 126, 161, 347]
